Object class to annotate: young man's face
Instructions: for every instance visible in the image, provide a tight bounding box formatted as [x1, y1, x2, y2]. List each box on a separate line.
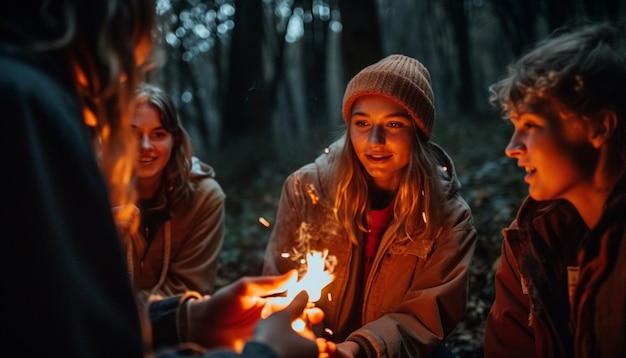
[504, 102, 597, 203]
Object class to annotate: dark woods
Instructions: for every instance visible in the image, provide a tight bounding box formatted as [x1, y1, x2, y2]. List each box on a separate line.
[151, 0, 624, 160]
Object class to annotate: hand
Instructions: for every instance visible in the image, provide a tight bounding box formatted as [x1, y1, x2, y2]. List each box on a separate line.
[251, 290, 322, 358]
[184, 271, 300, 351]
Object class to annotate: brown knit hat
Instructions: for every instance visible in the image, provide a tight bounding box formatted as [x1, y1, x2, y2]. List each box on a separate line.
[342, 54, 435, 139]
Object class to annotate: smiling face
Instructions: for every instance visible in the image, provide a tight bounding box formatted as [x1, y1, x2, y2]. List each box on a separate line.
[505, 102, 597, 203]
[131, 102, 173, 188]
[349, 94, 414, 191]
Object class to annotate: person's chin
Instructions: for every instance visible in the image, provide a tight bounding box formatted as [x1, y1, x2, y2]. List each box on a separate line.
[528, 188, 553, 202]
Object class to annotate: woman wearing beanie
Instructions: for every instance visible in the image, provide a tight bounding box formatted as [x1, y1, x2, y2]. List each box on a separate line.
[263, 54, 476, 357]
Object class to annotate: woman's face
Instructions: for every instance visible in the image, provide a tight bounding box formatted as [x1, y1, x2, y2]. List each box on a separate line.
[349, 94, 414, 191]
[131, 102, 173, 182]
[505, 103, 597, 203]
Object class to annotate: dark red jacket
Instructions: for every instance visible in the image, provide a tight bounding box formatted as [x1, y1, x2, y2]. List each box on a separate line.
[485, 176, 626, 358]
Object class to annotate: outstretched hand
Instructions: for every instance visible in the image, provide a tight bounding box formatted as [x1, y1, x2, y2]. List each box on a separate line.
[185, 270, 312, 351]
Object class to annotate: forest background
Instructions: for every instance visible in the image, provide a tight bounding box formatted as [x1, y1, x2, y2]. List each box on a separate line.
[147, 1, 625, 356]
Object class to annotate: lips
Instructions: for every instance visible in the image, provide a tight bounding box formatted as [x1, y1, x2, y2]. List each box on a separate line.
[366, 153, 392, 162]
[520, 164, 536, 182]
[138, 156, 156, 165]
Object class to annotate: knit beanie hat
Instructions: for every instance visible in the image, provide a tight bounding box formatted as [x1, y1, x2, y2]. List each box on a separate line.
[342, 54, 435, 139]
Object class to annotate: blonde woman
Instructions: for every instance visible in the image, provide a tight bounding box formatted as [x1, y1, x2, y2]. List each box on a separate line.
[264, 54, 477, 357]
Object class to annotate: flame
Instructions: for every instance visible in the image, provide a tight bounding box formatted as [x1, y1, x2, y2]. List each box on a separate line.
[285, 249, 334, 302]
[262, 250, 335, 336]
[285, 249, 334, 336]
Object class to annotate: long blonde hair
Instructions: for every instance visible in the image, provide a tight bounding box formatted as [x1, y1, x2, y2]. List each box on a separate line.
[333, 124, 447, 245]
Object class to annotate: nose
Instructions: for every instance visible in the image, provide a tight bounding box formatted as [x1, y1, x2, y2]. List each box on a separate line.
[504, 131, 524, 158]
[139, 134, 152, 150]
[369, 124, 385, 145]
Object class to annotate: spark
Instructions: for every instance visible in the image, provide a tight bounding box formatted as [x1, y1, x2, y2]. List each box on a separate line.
[259, 217, 271, 227]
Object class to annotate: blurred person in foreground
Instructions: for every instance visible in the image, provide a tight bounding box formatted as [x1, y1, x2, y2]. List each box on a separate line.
[263, 54, 477, 357]
[1, 1, 331, 357]
[117, 83, 225, 298]
[484, 22, 626, 358]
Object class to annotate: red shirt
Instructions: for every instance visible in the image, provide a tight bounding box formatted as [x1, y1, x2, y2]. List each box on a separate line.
[364, 202, 394, 279]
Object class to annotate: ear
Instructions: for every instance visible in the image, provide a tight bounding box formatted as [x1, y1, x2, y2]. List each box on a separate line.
[589, 110, 618, 148]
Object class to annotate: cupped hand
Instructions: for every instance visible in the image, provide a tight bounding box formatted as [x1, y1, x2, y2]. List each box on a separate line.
[251, 290, 321, 358]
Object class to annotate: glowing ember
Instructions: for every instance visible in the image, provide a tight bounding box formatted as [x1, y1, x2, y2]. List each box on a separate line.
[291, 315, 308, 333]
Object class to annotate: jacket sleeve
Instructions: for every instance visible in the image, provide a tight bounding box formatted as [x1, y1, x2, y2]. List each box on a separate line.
[484, 230, 535, 358]
[149, 295, 279, 358]
[150, 178, 226, 296]
[348, 196, 477, 358]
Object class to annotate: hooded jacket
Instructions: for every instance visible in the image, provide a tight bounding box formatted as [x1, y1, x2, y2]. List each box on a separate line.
[484, 173, 626, 358]
[126, 157, 225, 297]
[263, 139, 476, 357]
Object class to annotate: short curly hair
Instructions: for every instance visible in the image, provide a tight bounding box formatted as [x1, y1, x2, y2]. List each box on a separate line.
[490, 22, 626, 127]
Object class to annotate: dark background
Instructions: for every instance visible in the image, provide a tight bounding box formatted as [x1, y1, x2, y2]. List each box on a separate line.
[147, 1, 625, 356]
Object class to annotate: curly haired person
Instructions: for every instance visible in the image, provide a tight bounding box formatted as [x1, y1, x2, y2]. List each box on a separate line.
[485, 22, 626, 358]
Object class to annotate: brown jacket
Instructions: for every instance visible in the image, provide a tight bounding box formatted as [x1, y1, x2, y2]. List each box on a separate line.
[263, 140, 476, 357]
[126, 158, 225, 297]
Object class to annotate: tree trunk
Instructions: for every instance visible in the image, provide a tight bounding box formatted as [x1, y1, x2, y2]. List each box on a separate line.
[223, 0, 267, 145]
[338, 0, 383, 80]
[446, 0, 474, 113]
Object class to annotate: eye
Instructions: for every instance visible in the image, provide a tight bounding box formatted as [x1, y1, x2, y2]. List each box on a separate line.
[388, 121, 405, 128]
[352, 119, 369, 127]
[150, 130, 169, 140]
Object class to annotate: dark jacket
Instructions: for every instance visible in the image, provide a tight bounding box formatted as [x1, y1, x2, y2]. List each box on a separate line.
[485, 174, 626, 357]
[263, 139, 476, 357]
[2, 39, 145, 357]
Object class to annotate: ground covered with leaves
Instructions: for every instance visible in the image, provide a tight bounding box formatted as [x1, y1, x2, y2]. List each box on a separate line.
[211, 114, 527, 357]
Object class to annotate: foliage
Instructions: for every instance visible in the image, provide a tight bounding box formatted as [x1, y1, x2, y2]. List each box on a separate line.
[214, 113, 527, 357]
